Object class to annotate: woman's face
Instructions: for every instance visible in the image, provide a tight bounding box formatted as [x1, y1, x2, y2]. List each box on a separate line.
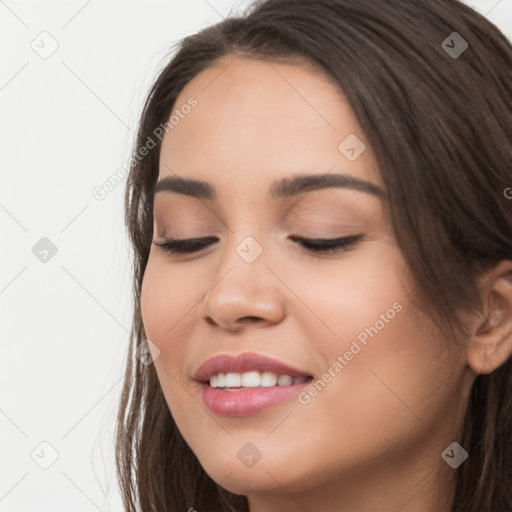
[141, 56, 472, 508]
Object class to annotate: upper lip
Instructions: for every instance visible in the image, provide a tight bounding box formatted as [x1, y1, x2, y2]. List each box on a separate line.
[193, 352, 313, 383]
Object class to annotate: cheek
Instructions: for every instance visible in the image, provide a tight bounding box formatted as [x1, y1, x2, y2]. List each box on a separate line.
[140, 258, 202, 340]
[301, 288, 451, 464]
[140, 257, 208, 409]
[140, 259, 195, 398]
[288, 242, 404, 343]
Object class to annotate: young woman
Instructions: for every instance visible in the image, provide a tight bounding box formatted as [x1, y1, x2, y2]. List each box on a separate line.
[116, 1, 512, 510]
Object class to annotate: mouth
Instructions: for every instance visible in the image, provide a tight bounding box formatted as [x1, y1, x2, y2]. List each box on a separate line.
[193, 352, 314, 416]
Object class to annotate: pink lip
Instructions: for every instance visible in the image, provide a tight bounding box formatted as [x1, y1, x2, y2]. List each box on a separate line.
[200, 382, 311, 417]
[193, 352, 311, 383]
[192, 352, 313, 417]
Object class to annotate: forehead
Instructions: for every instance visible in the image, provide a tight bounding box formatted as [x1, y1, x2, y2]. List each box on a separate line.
[158, 56, 383, 195]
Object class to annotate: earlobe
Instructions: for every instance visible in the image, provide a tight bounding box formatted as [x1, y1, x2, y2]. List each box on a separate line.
[467, 260, 512, 375]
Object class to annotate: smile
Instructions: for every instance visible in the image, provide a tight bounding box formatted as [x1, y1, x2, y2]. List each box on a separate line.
[193, 352, 314, 416]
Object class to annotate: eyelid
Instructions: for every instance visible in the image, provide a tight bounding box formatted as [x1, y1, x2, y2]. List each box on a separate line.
[152, 234, 364, 256]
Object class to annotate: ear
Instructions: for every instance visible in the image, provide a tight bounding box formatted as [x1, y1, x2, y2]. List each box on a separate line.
[467, 260, 512, 375]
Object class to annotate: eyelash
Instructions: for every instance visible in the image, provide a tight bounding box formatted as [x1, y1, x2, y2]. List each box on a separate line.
[152, 235, 364, 255]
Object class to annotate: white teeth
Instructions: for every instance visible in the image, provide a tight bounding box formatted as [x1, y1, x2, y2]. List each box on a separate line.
[209, 371, 309, 388]
[261, 371, 277, 387]
[225, 372, 242, 387]
[277, 374, 293, 386]
[241, 371, 261, 387]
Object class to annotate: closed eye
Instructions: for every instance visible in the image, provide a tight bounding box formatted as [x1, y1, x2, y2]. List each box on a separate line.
[152, 234, 364, 255]
[289, 234, 363, 254]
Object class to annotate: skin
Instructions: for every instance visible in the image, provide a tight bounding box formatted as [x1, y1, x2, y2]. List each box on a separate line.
[140, 55, 512, 512]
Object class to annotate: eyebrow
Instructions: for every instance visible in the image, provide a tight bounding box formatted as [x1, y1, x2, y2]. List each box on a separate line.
[153, 173, 386, 201]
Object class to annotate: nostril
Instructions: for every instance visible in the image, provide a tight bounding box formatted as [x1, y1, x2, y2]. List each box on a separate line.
[205, 317, 216, 327]
[241, 316, 263, 323]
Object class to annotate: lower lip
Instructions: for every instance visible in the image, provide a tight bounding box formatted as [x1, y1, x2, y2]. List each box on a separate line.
[200, 381, 311, 417]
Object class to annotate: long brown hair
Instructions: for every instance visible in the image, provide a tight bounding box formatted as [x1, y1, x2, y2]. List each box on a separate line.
[116, 1, 512, 510]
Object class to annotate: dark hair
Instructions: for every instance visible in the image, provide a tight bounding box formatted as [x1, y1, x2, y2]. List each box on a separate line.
[116, 1, 512, 510]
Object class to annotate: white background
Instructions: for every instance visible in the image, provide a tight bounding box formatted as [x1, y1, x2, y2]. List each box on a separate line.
[0, 1, 511, 510]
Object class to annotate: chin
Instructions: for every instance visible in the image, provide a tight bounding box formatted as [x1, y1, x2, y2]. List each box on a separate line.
[205, 462, 289, 495]
[193, 443, 311, 496]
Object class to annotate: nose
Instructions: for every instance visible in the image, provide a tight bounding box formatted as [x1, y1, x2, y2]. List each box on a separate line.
[201, 239, 287, 331]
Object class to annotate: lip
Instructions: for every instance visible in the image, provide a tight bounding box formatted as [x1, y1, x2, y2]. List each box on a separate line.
[199, 382, 311, 417]
[193, 352, 312, 383]
[193, 352, 314, 417]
